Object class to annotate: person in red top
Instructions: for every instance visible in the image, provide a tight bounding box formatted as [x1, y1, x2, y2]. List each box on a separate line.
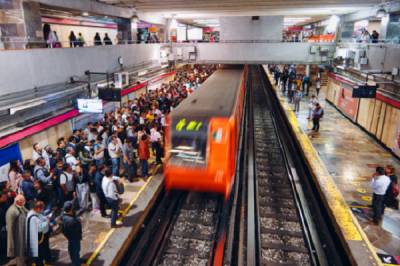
[138, 134, 150, 178]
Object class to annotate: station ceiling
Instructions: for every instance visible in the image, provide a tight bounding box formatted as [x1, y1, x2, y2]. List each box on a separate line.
[96, 0, 380, 18]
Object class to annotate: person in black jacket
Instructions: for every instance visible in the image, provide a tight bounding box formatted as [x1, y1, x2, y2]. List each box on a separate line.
[61, 201, 82, 266]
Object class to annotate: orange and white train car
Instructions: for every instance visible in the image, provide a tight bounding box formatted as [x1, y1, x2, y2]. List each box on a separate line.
[164, 66, 247, 198]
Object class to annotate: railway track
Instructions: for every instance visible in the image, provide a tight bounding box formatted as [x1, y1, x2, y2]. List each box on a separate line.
[246, 66, 318, 265]
[157, 193, 222, 266]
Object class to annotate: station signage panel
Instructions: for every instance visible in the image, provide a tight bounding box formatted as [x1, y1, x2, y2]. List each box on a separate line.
[352, 85, 377, 98]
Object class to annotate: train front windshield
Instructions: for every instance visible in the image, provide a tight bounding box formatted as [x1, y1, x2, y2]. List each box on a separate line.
[169, 117, 208, 167]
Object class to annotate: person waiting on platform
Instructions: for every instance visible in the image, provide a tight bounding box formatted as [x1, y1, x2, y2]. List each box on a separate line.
[307, 95, 319, 120]
[103, 33, 112, 45]
[371, 166, 391, 225]
[69, 31, 77, 48]
[101, 169, 121, 228]
[61, 201, 82, 266]
[384, 165, 399, 210]
[94, 33, 102, 46]
[26, 200, 51, 266]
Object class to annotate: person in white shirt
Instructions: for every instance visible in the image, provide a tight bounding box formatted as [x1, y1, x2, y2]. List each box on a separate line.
[108, 136, 122, 176]
[150, 125, 163, 164]
[32, 143, 43, 162]
[371, 166, 391, 224]
[26, 201, 50, 265]
[65, 147, 79, 171]
[101, 169, 120, 227]
[308, 95, 319, 120]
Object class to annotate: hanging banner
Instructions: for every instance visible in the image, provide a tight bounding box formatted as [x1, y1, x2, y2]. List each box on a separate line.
[0, 143, 22, 182]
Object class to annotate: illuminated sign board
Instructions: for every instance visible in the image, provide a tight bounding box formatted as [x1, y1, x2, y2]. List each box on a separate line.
[175, 118, 203, 132]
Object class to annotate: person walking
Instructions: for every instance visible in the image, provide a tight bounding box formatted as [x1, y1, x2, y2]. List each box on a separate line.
[311, 103, 324, 132]
[6, 195, 28, 266]
[102, 169, 121, 227]
[302, 75, 310, 96]
[293, 89, 303, 113]
[138, 134, 150, 178]
[61, 201, 82, 266]
[371, 167, 391, 225]
[315, 78, 321, 96]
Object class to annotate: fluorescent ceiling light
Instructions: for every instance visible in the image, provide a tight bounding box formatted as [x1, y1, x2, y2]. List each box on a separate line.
[376, 7, 387, 18]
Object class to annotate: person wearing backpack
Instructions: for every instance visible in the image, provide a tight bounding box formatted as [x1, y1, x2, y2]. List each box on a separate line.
[101, 169, 121, 227]
[61, 201, 82, 266]
[384, 165, 399, 210]
[26, 201, 50, 266]
[60, 164, 75, 203]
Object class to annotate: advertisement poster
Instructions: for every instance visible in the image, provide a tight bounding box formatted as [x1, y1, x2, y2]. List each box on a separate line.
[337, 87, 359, 121]
[0, 143, 22, 182]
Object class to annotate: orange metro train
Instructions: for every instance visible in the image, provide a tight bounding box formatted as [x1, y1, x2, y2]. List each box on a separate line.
[164, 66, 247, 198]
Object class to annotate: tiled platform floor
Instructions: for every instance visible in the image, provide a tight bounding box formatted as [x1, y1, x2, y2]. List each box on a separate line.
[272, 80, 400, 259]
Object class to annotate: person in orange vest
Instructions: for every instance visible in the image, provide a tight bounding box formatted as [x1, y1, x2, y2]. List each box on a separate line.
[138, 134, 150, 178]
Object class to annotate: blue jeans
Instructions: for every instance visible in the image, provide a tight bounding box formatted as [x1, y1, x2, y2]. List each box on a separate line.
[111, 158, 120, 176]
[106, 197, 119, 226]
[68, 239, 81, 266]
[140, 159, 148, 177]
[95, 158, 104, 168]
[124, 161, 137, 181]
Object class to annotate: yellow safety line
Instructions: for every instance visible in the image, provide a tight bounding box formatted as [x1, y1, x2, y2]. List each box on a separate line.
[86, 165, 161, 265]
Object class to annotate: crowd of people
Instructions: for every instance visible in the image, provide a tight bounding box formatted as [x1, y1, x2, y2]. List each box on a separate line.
[43, 23, 116, 48]
[0, 65, 216, 265]
[270, 65, 324, 132]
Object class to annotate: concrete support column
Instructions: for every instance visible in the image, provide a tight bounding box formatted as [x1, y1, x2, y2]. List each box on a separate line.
[116, 18, 132, 44]
[379, 14, 390, 41]
[131, 19, 138, 43]
[165, 18, 171, 42]
[305, 65, 310, 76]
[22, 1, 44, 48]
[0, 0, 26, 49]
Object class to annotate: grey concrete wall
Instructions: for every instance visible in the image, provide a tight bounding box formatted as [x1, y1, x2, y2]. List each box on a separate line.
[219, 16, 283, 41]
[0, 44, 160, 96]
[172, 42, 335, 64]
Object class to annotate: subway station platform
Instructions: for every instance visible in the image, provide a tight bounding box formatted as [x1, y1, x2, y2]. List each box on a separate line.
[5, 163, 163, 266]
[265, 67, 400, 264]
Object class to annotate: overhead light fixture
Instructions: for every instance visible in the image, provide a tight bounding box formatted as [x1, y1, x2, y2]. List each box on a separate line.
[376, 7, 387, 18]
[132, 14, 139, 23]
[82, 12, 89, 16]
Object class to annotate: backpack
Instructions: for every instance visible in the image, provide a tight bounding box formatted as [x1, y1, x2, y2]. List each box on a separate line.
[392, 183, 399, 197]
[114, 180, 124, 195]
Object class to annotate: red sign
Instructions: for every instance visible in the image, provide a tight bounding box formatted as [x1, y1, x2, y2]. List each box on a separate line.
[337, 87, 359, 121]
